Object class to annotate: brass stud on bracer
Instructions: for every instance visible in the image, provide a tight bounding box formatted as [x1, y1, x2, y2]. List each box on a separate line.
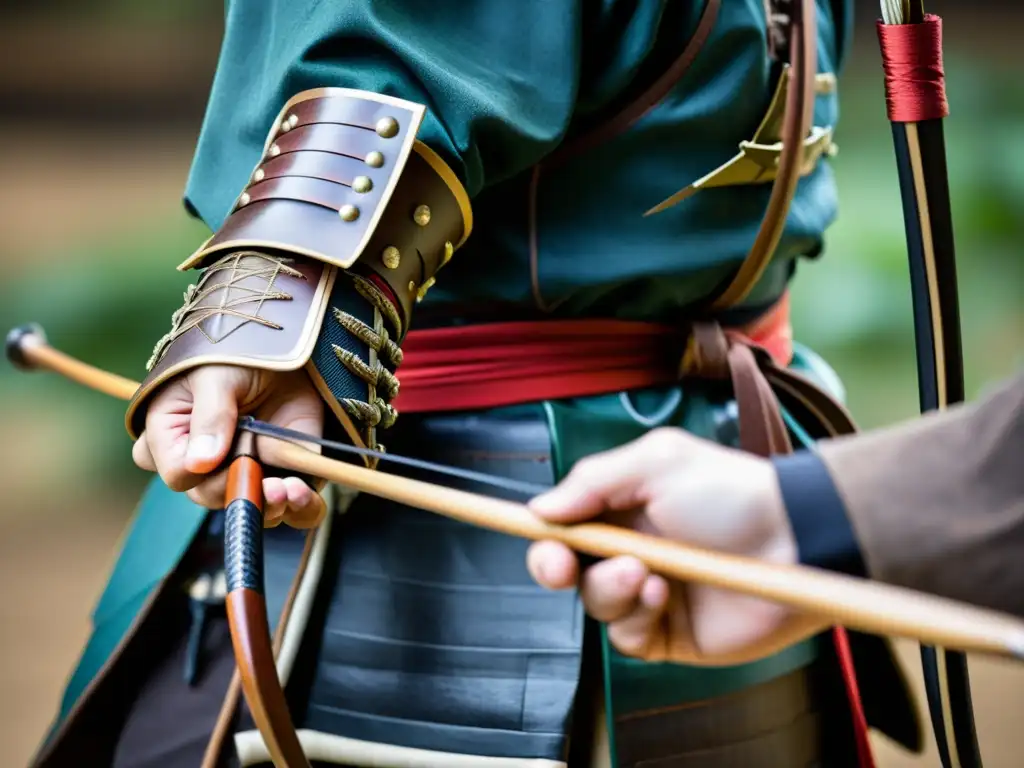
[376, 117, 399, 138]
[365, 151, 385, 168]
[382, 246, 401, 270]
[413, 205, 431, 227]
[352, 176, 373, 194]
[339, 204, 359, 222]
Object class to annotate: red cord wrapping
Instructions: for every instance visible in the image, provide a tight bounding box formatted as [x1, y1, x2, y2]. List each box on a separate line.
[877, 14, 949, 123]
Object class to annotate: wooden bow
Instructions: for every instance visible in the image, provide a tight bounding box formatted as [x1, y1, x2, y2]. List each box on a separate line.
[877, 3, 981, 766]
[7, 323, 1024, 768]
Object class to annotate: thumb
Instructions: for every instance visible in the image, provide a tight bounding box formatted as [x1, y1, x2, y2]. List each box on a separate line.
[529, 448, 645, 524]
[529, 429, 691, 524]
[185, 365, 252, 473]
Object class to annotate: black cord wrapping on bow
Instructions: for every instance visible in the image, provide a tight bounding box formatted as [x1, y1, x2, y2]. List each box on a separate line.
[236, 415, 549, 498]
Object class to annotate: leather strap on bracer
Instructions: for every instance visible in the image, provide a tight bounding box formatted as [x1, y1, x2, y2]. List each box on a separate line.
[126, 88, 473, 455]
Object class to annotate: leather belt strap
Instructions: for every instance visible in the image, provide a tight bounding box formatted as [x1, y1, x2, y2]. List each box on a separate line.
[711, 0, 819, 310]
[686, 322, 795, 455]
[685, 322, 816, 457]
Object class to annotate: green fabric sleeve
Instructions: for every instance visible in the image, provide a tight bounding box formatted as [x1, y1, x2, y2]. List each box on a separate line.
[186, 0, 589, 225]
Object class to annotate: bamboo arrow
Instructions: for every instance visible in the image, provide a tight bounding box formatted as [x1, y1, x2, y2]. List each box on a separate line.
[8, 323, 1024, 664]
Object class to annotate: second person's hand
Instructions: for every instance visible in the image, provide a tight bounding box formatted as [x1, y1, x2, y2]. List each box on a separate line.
[526, 428, 829, 665]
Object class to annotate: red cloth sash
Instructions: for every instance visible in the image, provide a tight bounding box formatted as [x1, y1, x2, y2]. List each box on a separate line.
[394, 293, 793, 413]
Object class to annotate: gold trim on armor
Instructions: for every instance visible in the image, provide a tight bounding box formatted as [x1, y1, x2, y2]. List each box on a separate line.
[412, 140, 474, 247]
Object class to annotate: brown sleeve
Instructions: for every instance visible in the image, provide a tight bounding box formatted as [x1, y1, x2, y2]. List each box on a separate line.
[816, 371, 1024, 616]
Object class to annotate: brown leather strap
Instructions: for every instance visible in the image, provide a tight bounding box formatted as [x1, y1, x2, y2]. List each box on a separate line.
[687, 322, 791, 457]
[529, 0, 721, 312]
[763, 363, 858, 437]
[258, 150, 368, 188]
[685, 318, 859, 459]
[281, 94, 389, 133]
[546, 0, 722, 168]
[243, 175, 357, 212]
[272, 123, 394, 165]
[710, 0, 818, 310]
[728, 343, 793, 456]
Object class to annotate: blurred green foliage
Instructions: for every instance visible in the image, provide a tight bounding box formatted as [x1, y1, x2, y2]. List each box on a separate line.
[1, 46, 1021, 500]
[789, 52, 1024, 425]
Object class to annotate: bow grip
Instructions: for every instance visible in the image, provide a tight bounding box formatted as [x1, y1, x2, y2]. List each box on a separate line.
[224, 430, 265, 594]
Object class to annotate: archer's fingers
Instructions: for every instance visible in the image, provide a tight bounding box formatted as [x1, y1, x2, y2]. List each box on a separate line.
[254, 371, 325, 468]
[528, 428, 692, 524]
[264, 477, 288, 527]
[526, 541, 580, 590]
[578, 556, 649, 623]
[606, 574, 673, 659]
[282, 477, 327, 528]
[265, 476, 326, 529]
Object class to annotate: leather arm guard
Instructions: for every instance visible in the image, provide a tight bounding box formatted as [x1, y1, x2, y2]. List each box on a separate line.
[125, 88, 473, 456]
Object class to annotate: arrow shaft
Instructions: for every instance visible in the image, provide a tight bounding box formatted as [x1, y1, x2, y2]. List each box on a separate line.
[9, 331, 1024, 658]
[275, 440, 1024, 659]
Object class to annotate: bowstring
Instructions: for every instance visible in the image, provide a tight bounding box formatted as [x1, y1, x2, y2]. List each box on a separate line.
[237, 416, 549, 498]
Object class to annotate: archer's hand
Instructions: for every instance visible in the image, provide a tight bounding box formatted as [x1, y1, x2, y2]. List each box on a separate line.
[526, 429, 828, 666]
[132, 365, 326, 529]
